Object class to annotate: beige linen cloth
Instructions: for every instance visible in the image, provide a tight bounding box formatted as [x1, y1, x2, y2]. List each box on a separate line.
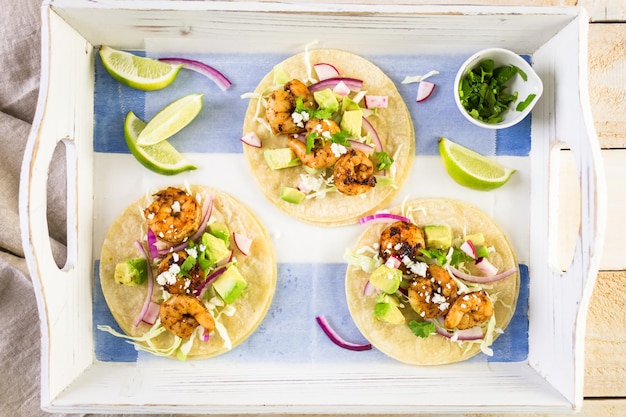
[0, 1, 164, 416]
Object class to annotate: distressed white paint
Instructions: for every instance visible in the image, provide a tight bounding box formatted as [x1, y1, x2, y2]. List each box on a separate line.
[19, 1, 605, 414]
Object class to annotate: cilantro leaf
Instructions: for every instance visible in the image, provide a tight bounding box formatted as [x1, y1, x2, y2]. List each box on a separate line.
[459, 59, 527, 124]
[408, 320, 436, 338]
[419, 248, 447, 266]
[330, 130, 351, 147]
[179, 255, 197, 277]
[516, 93, 536, 112]
[373, 151, 394, 171]
[450, 247, 473, 267]
[295, 97, 333, 120]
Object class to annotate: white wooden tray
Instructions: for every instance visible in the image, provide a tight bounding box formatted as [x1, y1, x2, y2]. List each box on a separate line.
[19, 1, 606, 414]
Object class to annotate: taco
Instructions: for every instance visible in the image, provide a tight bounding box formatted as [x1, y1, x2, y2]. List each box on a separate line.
[241, 49, 414, 226]
[98, 185, 277, 360]
[345, 199, 519, 365]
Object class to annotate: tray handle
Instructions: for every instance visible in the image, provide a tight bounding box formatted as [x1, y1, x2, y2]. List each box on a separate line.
[18, 6, 95, 406]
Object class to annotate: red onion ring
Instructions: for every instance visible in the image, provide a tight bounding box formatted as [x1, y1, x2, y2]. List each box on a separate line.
[308, 77, 363, 93]
[133, 240, 154, 327]
[448, 265, 517, 284]
[359, 212, 411, 225]
[158, 57, 232, 91]
[316, 316, 372, 351]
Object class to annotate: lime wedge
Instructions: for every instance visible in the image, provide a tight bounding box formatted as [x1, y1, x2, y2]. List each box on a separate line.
[438, 137, 515, 191]
[124, 111, 197, 176]
[99, 46, 182, 91]
[136, 93, 203, 146]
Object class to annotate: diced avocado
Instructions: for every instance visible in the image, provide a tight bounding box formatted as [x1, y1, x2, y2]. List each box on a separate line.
[424, 225, 452, 250]
[340, 109, 363, 137]
[213, 265, 247, 304]
[272, 63, 289, 85]
[369, 264, 402, 294]
[280, 186, 306, 204]
[202, 232, 232, 265]
[475, 245, 490, 259]
[465, 233, 485, 246]
[264, 148, 301, 170]
[341, 97, 361, 112]
[374, 295, 405, 324]
[208, 222, 230, 245]
[114, 258, 148, 286]
[302, 165, 323, 175]
[313, 88, 339, 112]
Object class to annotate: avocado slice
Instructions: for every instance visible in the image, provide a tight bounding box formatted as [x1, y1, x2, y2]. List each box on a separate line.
[280, 186, 306, 204]
[340, 109, 363, 137]
[264, 148, 301, 170]
[114, 258, 148, 286]
[213, 265, 247, 304]
[313, 88, 339, 112]
[369, 264, 402, 294]
[424, 225, 452, 250]
[374, 295, 405, 324]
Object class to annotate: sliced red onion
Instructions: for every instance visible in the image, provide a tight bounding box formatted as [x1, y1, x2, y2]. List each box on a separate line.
[348, 139, 374, 155]
[308, 77, 363, 93]
[416, 81, 436, 102]
[361, 117, 383, 152]
[316, 316, 372, 351]
[133, 240, 155, 327]
[195, 266, 227, 296]
[240, 132, 262, 148]
[142, 301, 161, 325]
[359, 212, 411, 225]
[363, 280, 378, 296]
[233, 232, 252, 256]
[475, 257, 500, 276]
[333, 80, 351, 97]
[314, 63, 340, 81]
[449, 265, 517, 284]
[202, 329, 211, 342]
[158, 57, 232, 91]
[385, 255, 402, 269]
[146, 228, 159, 260]
[364, 95, 388, 109]
[428, 317, 484, 340]
[460, 240, 477, 259]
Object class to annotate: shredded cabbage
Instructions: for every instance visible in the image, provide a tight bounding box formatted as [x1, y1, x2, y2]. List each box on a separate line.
[344, 247, 381, 273]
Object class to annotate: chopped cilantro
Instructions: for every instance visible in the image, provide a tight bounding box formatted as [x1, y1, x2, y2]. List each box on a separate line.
[516, 93, 536, 111]
[408, 320, 436, 338]
[459, 59, 528, 124]
[373, 151, 394, 171]
[419, 248, 447, 267]
[450, 247, 473, 267]
[295, 97, 334, 120]
[179, 255, 197, 277]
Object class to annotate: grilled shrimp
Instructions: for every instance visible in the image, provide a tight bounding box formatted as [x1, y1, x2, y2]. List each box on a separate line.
[266, 79, 317, 135]
[333, 148, 376, 196]
[287, 118, 342, 169]
[159, 294, 215, 339]
[443, 290, 494, 330]
[156, 251, 205, 295]
[144, 187, 203, 244]
[379, 221, 425, 269]
[407, 265, 458, 319]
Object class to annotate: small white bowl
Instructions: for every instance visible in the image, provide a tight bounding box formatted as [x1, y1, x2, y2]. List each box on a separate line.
[454, 48, 543, 129]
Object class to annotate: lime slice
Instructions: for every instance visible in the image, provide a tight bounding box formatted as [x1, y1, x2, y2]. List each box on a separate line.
[438, 137, 515, 191]
[99, 46, 182, 91]
[136, 93, 203, 146]
[124, 111, 197, 176]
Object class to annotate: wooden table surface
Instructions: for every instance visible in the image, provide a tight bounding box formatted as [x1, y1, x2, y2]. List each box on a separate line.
[231, 1, 626, 416]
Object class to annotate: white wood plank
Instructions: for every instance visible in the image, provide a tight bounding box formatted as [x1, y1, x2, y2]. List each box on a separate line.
[588, 24, 626, 148]
[582, 0, 626, 22]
